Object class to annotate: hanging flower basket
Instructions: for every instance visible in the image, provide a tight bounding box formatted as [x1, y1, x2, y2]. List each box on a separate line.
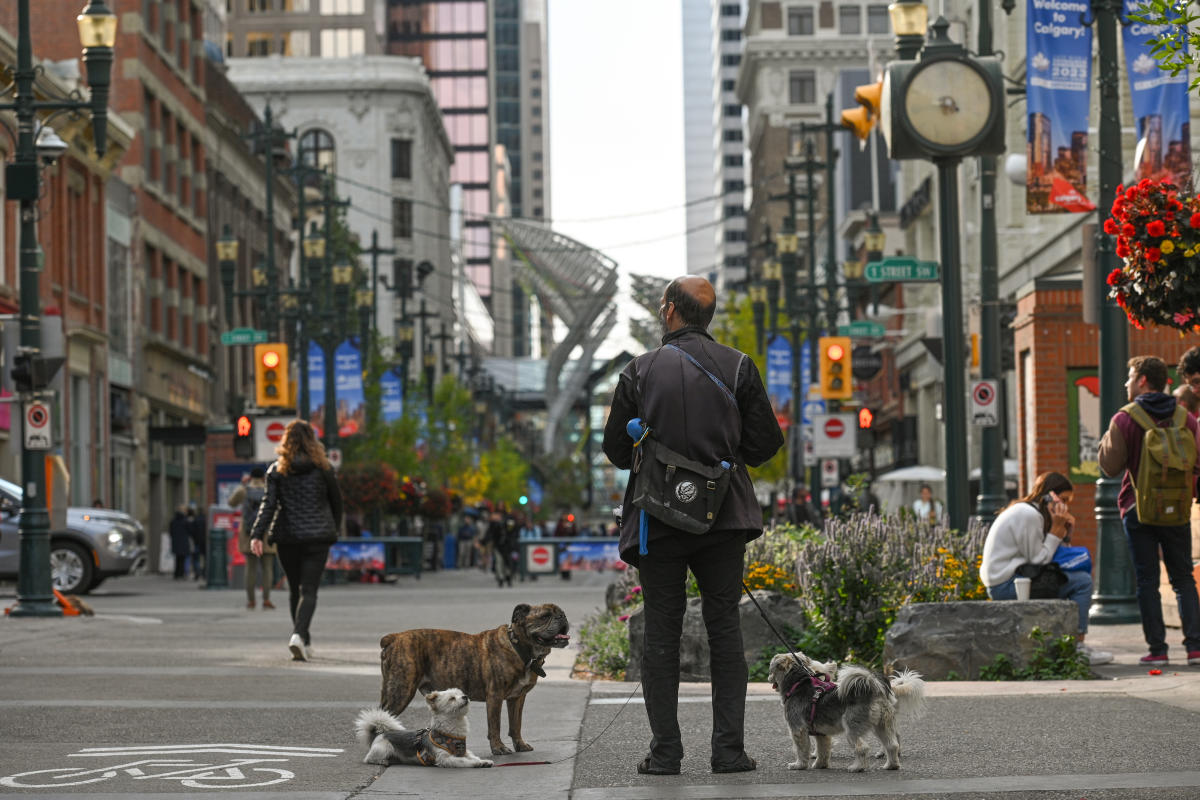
[1105, 178, 1200, 332]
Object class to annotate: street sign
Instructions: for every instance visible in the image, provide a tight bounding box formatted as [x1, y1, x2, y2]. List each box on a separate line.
[526, 542, 557, 574]
[802, 425, 817, 467]
[328, 447, 343, 469]
[811, 413, 856, 458]
[865, 257, 939, 283]
[24, 401, 50, 450]
[821, 459, 840, 488]
[220, 328, 269, 346]
[254, 415, 294, 461]
[852, 345, 883, 381]
[970, 379, 1000, 427]
[838, 320, 886, 338]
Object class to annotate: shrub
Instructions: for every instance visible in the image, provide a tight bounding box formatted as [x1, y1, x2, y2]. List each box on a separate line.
[574, 609, 632, 680]
[978, 626, 1092, 681]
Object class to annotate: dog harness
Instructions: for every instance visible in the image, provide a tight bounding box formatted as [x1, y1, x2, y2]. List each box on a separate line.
[784, 673, 838, 734]
[507, 624, 548, 678]
[413, 728, 468, 766]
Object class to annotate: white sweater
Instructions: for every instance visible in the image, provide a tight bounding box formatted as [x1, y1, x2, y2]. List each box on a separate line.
[979, 503, 1063, 587]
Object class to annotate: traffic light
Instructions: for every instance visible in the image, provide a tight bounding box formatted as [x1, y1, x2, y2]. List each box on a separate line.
[254, 342, 290, 408]
[234, 414, 254, 459]
[819, 336, 853, 400]
[841, 80, 883, 143]
[858, 407, 874, 429]
[857, 406, 875, 449]
[10, 353, 65, 393]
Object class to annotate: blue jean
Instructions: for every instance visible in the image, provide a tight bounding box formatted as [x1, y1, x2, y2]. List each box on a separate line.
[987, 569, 1093, 633]
[1122, 509, 1200, 655]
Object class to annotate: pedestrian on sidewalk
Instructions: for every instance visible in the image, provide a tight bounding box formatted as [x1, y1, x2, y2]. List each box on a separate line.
[169, 506, 191, 580]
[187, 504, 206, 581]
[230, 467, 276, 610]
[1098, 354, 1200, 667]
[978, 471, 1112, 665]
[250, 419, 343, 662]
[602, 275, 783, 776]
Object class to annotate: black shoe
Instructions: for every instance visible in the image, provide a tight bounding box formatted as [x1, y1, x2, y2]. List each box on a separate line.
[711, 755, 756, 774]
[636, 757, 680, 776]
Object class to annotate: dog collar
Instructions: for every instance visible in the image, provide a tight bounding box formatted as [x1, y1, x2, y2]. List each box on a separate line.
[429, 729, 467, 757]
[806, 674, 836, 734]
[507, 624, 548, 678]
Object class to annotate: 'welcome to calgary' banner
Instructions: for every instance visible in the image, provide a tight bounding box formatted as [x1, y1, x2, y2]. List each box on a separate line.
[1123, 3, 1191, 190]
[1025, 0, 1096, 213]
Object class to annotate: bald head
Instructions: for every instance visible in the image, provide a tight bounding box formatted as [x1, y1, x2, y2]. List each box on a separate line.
[661, 276, 717, 332]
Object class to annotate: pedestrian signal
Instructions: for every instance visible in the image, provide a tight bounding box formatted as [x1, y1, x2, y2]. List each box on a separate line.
[234, 414, 254, 459]
[819, 336, 853, 400]
[254, 343, 290, 408]
[858, 407, 874, 429]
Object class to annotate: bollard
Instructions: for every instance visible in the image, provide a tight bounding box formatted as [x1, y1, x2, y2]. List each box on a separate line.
[205, 528, 229, 589]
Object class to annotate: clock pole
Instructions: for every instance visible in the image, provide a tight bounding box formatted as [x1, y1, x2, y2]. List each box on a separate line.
[935, 156, 970, 532]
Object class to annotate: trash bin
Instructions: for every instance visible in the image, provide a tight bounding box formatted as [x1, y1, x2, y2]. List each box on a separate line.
[442, 534, 458, 570]
[205, 528, 229, 589]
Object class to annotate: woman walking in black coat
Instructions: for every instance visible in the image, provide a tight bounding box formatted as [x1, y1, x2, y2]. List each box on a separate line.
[250, 419, 343, 661]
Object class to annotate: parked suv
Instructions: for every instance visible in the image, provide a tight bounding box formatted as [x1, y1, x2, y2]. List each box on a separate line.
[0, 477, 146, 594]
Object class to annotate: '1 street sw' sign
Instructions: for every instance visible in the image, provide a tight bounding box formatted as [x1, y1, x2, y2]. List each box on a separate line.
[865, 257, 939, 283]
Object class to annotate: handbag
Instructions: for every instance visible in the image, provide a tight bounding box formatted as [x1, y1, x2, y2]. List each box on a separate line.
[628, 345, 739, 537]
[1052, 544, 1092, 573]
[1015, 561, 1068, 599]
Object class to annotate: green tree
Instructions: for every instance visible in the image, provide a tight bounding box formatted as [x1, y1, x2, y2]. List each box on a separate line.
[1127, 4, 1200, 90]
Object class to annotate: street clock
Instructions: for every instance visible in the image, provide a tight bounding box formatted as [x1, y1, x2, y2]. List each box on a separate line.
[881, 17, 1005, 160]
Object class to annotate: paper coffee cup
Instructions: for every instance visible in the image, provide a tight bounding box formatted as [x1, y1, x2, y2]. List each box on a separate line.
[1014, 576, 1032, 601]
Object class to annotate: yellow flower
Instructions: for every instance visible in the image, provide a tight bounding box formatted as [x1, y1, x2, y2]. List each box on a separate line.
[1161, 239, 1176, 255]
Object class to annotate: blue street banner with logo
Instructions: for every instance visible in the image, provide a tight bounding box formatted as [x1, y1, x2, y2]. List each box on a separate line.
[380, 368, 404, 423]
[307, 341, 324, 428]
[1123, 7, 1190, 188]
[766, 334, 792, 430]
[334, 339, 366, 437]
[1025, 0, 1096, 213]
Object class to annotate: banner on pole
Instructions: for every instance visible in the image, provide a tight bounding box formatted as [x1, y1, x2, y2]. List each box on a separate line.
[1025, 0, 1096, 213]
[307, 341, 324, 428]
[334, 339, 366, 437]
[1123, 6, 1191, 188]
[766, 334, 792, 430]
[380, 368, 404, 423]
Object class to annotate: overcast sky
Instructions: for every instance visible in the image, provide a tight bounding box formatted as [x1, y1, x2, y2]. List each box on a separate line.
[547, 0, 686, 355]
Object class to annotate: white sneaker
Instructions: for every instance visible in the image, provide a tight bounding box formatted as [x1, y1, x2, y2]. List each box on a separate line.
[304, 642, 315, 660]
[1084, 646, 1113, 666]
[289, 634, 306, 661]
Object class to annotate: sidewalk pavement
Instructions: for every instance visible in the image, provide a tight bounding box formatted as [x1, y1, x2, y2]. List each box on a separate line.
[366, 602, 1200, 800]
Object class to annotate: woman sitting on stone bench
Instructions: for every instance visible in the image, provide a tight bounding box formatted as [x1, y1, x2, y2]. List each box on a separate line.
[979, 471, 1113, 666]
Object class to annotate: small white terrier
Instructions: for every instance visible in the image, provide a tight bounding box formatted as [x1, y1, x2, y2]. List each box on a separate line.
[355, 688, 493, 768]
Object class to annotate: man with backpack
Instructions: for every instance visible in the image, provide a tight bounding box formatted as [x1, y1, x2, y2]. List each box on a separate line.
[229, 467, 276, 610]
[1098, 355, 1200, 666]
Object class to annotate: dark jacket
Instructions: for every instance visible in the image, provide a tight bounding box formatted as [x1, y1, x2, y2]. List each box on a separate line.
[251, 454, 344, 545]
[169, 511, 191, 556]
[1098, 391, 1200, 519]
[602, 326, 784, 564]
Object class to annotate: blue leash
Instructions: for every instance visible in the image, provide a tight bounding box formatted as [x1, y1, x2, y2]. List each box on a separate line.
[626, 418, 651, 555]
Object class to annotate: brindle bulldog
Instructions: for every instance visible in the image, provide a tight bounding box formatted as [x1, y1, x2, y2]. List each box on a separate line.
[379, 603, 570, 755]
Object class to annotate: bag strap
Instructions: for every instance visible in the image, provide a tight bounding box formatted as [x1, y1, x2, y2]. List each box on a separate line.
[665, 344, 738, 410]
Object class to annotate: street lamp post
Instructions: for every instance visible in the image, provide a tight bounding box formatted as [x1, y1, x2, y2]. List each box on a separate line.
[299, 222, 326, 418]
[326, 257, 355, 449]
[3, 0, 116, 617]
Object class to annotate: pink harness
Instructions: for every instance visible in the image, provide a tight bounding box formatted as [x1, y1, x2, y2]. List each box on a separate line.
[785, 673, 837, 734]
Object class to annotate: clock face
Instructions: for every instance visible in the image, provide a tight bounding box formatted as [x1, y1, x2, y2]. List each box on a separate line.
[902, 59, 993, 149]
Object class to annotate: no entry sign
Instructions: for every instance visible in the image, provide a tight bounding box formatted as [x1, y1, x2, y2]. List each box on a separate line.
[811, 413, 856, 458]
[266, 421, 286, 442]
[525, 542, 557, 575]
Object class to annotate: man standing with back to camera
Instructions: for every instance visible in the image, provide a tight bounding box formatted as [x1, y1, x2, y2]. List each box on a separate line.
[602, 276, 783, 776]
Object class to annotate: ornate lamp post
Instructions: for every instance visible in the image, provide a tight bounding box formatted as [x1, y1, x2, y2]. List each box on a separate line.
[217, 225, 240, 323]
[888, 0, 928, 60]
[298, 222, 326, 417]
[3, 0, 116, 617]
[325, 257, 355, 447]
[749, 283, 767, 355]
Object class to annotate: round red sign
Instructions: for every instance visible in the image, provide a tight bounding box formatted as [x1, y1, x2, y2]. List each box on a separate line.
[824, 418, 845, 438]
[266, 421, 286, 442]
[530, 545, 551, 566]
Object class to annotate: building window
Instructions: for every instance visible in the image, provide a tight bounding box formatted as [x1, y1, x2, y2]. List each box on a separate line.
[722, 78, 736, 92]
[391, 138, 412, 179]
[789, 70, 816, 104]
[867, 4, 890, 33]
[533, 168, 543, 180]
[723, 103, 741, 117]
[724, 203, 746, 218]
[788, 6, 814, 35]
[531, 87, 541, 98]
[247, 0, 269, 10]
[245, 32, 273, 56]
[533, 206, 543, 216]
[723, 129, 743, 142]
[721, 3, 740, 15]
[724, 179, 744, 192]
[724, 154, 743, 168]
[392, 198, 413, 239]
[725, 230, 747, 242]
[721, 53, 741, 66]
[531, 105, 541, 117]
[530, 68, 541, 79]
[533, 151, 543, 162]
[319, 0, 362, 13]
[298, 128, 336, 173]
[282, 30, 310, 56]
[532, 124, 542, 134]
[839, 5, 862, 34]
[320, 28, 364, 56]
[721, 29, 741, 41]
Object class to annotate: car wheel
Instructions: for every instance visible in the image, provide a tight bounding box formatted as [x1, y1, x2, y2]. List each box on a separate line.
[50, 542, 93, 595]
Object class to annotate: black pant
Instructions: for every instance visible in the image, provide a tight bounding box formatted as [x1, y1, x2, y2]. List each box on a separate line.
[276, 541, 331, 646]
[637, 531, 748, 769]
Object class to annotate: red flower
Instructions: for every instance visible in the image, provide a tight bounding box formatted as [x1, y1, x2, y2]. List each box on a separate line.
[1116, 241, 1130, 258]
[1189, 212, 1200, 228]
[1121, 223, 1136, 236]
[1106, 268, 1122, 286]
[1103, 218, 1119, 235]
[1146, 220, 1166, 237]
[1146, 247, 1162, 262]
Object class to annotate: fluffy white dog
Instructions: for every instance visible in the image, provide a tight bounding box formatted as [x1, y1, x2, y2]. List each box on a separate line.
[355, 688, 493, 768]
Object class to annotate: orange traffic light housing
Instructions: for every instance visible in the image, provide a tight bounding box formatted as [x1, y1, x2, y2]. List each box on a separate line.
[254, 343, 290, 408]
[841, 80, 884, 143]
[819, 336, 853, 400]
[234, 414, 254, 459]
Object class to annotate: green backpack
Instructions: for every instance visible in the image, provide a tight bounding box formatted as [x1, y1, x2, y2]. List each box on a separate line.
[1123, 402, 1198, 526]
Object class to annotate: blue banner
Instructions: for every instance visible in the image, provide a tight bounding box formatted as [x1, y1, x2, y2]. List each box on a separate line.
[1025, 0, 1095, 213]
[335, 339, 366, 437]
[766, 334, 792, 429]
[1123, 6, 1191, 188]
[380, 368, 404, 423]
[307, 341, 324, 429]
